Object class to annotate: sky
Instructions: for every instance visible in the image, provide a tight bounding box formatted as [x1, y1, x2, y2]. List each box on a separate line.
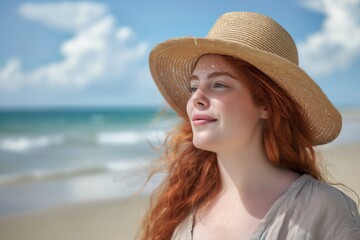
[0, 0, 359, 109]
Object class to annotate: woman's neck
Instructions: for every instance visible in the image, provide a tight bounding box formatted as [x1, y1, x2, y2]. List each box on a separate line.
[215, 136, 300, 212]
[216, 143, 276, 195]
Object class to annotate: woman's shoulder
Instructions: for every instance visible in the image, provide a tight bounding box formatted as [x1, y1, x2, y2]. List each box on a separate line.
[283, 174, 360, 238]
[264, 174, 360, 239]
[296, 175, 358, 215]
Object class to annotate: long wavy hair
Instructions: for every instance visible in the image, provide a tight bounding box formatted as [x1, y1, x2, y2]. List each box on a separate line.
[138, 54, 326, 240]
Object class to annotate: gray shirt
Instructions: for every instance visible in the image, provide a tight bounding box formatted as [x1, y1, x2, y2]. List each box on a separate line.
[171, 174, 360, 240]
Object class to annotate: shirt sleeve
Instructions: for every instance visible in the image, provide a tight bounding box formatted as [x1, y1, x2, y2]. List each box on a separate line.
[310, 184, 360, 239]
[335, 191, 360, 239]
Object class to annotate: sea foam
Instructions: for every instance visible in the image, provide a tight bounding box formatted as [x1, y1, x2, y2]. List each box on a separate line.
[0, 159, 150, 187]
[0, 135, 64, 152]
[97, 130, 166, 145]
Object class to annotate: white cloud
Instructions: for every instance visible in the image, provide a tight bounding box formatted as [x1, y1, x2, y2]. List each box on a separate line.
[19, 2, 107, 32]
[298, 0, 360, 77]
[116, 26, 133, 41]
[0, 58, 23, 90]
[0, 2, 150, 92]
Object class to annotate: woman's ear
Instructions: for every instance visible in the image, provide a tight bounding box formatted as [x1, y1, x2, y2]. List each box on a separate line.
[260, 106, 269, 119]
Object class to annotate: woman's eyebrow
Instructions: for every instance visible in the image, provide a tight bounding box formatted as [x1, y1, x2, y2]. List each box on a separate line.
[208, 71, 238, 80]
[189, 75, 199, 81]
[189, 71, 238, 81]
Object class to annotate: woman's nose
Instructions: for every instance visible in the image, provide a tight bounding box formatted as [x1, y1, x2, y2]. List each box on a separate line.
[192, 88, 209, 109]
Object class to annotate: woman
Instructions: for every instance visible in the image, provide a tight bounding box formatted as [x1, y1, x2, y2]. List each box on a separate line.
[139, 12, 360, 239]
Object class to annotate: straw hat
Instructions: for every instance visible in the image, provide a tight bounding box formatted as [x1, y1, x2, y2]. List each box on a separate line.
[149, 12, 342, 145]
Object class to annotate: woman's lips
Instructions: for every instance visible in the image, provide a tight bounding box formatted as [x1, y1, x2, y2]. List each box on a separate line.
[192, 114, 217, 126]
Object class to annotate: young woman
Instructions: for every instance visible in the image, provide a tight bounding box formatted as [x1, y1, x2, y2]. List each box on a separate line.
[139, 12, 360, 239]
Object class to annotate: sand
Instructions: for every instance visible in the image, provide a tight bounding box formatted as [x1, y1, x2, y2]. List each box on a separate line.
[0, 195, 150, 240]
[318, 142, 360, 202]
[0, 142, 359, 240]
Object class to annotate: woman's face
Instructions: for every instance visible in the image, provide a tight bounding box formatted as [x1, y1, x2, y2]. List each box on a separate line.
[186, 54, 268, 153]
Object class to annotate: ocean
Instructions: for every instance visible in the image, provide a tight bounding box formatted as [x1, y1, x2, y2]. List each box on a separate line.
[0, 107, 178, 216]
[0, 107, 359, 217]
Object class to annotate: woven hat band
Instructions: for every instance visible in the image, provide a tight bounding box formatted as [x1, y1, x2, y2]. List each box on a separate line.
[206, 12, 299, 65]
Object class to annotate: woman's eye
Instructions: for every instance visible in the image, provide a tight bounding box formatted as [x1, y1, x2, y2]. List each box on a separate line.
[189, 86, 198, 93]
[213, 82, 228, 88]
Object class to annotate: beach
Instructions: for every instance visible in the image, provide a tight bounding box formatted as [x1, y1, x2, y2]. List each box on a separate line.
[0, 194, 150, 240]
[0, 141, 359, 240]
[0, 109, 359, 240]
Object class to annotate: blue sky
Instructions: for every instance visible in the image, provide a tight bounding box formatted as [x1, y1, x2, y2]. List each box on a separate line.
[0, 0, 359, 109]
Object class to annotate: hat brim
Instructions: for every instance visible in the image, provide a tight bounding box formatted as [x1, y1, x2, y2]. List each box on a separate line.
[149, 37, 342, 145]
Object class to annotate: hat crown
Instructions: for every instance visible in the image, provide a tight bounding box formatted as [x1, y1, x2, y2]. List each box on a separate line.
[207, 12, 299, 65]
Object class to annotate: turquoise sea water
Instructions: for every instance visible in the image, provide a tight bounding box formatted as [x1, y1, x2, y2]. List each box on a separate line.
[0, 107, 359, 216]
[0, 107, 177, 216]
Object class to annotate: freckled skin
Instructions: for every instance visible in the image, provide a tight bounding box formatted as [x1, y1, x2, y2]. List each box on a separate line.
[186, 55, 268, 153]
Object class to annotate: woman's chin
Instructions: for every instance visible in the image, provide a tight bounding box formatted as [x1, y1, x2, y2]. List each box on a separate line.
[192, 138, 218, 152]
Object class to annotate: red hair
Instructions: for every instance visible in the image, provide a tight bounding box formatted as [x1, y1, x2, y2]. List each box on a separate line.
[138, 55, 325, 240]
